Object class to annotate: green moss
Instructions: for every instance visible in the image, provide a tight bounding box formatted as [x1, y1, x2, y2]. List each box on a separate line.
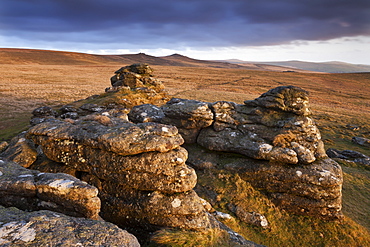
[0, 113, 31, 141]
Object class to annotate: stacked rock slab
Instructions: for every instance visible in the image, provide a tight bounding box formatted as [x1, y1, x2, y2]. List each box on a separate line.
[0, 159, 100, 220]
[108, 63, 165, 94]
[161, 98, 214, 143]
[160, 86, 343, 220]
[0, 205, 140, 246]
[26, 118, 213, 231]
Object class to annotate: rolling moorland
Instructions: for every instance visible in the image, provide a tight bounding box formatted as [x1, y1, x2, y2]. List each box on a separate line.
[0, 48, 369, 246]
[223, 59, 370, 73]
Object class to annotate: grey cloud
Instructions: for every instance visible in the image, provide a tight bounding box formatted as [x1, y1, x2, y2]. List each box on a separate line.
[0, 0, 369, 49]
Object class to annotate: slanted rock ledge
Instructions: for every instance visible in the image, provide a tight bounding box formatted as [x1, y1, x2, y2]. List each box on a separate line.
[0, 159, 100, 220]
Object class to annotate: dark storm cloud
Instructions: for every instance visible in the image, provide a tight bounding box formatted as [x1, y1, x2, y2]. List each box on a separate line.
[1, 0, 369, 49]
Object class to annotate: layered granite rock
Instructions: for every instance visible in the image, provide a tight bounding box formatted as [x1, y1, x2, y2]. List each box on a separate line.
[26, 117, 214, 231]
[0, 133, 37, 168]
[197, 86, 326, 165]
[0, 159, 100, 220]
[158, 86, 342, 220]
[0, 206, 139, 247]
[233, 158, 342, 219]
[160, 98, 214, 143]
[109, 63, 165, 93]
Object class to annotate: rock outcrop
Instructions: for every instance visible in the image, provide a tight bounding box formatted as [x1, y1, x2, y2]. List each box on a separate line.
[236, 158, 342, 219]
[162, 86, 326, 165]
[157, 86, 342, 220]
[0, 206, 140, 247]
[0, 133, 37, 168]
[26, 117, 214, 231]
[0, 64, 344, 244]
[0, 159, 100, 220]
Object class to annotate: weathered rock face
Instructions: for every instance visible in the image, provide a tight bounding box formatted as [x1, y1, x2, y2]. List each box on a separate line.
[160, 98, 214, 143]
[99, 189, 213, 231]
[236, 158, 342, 219]
[0, 133, 37, 168]
[244, 85, 311, 115]
[27, 120, 184, 156]
[0, 159, 100, 220]
[110, 63, 164, 92]
[0, 206, 140, 247]
[187, 144, 343, 220]
[198, 86, 326, 165]
[26, 115, 213, 231]
[128, 104, 165, 123]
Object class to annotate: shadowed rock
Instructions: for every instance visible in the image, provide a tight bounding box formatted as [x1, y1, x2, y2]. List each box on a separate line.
[0, 133, 37, 168]
[0, 159, 100, 220]
[0, 206, 140, 247]
[128, 104, 165, 123]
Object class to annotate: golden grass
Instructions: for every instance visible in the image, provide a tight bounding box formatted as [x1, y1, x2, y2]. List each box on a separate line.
[149, 228, 231, 247]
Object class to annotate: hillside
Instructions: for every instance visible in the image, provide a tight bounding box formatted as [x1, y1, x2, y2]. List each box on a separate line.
[0, 48, 242, 67]
[0, 48, 308, 72]
[225, 59, 370, 73]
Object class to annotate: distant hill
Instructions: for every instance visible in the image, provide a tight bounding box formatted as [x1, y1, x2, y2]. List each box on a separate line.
[0, 48, 310, 72]
[224, 59, 370, 73]
[0, 48, 244, 68]
[6, 48, 367, 73]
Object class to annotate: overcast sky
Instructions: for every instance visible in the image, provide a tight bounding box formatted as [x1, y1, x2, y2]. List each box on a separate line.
[1, 0, 369, 64]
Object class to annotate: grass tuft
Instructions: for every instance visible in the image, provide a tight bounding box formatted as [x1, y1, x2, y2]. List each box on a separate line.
[149, 228, 231, 247]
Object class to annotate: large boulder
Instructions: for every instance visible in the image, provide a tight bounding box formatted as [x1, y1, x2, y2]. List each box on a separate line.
[110, 63, 164, 92]
[0, 206, 140, 247]
[244, 85, 311, 116]
[0, 159, 100, 220]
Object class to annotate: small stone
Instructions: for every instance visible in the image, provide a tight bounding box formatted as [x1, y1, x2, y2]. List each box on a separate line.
[352, 136, 370, 147]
